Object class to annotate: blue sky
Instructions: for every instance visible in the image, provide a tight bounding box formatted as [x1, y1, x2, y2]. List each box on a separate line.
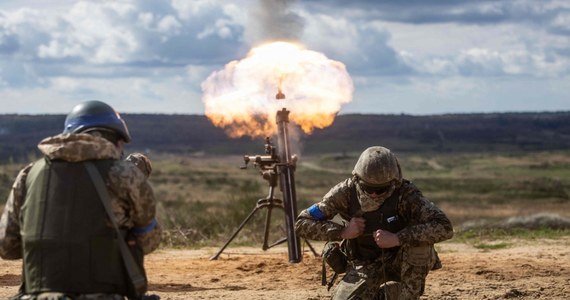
[0, 0, 568, 115]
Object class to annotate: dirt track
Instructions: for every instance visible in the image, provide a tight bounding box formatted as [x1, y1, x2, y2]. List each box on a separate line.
[1, 239, 569, 299]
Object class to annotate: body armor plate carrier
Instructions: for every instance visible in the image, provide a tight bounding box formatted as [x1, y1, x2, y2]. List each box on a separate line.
[22, 158, 129, 295]
[343, 183, 408, 262]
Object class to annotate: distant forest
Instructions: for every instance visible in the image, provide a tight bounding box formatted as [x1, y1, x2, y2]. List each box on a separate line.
[0, 112, 569, 162]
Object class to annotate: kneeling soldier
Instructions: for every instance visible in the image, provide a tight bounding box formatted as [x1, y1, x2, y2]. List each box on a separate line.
[0, 100, 161, 300]
[296, 146, 453, 299]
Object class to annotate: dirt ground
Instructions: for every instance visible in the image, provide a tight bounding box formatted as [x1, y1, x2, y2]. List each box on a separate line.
[1, 239, 569, 299]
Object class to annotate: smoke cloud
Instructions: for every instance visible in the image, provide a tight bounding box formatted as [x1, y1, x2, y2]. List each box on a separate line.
[246, 0, 305, 43]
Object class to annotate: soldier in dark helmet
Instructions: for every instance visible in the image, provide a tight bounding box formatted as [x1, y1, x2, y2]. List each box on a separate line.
[296, 146, 453, 299]
[0, 100, 161, 300]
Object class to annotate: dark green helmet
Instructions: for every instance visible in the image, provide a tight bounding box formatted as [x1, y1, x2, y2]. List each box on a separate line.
[63, 100, 131, 143]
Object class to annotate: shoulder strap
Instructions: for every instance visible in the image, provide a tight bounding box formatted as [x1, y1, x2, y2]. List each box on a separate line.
[348, 183, 365, 217]
[84, 161, 147, 297]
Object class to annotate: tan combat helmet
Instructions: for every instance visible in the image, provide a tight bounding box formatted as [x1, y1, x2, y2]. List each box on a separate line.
[352, 146, 402, 186]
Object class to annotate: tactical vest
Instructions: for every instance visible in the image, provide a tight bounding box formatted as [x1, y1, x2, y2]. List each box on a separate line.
[21, 158, 129, 295]
[343, 183, 408, 262]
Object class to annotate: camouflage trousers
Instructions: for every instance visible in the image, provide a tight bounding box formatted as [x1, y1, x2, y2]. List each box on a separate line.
[13, 292, 161, 300]
[15, 293, 124, 300]
[331, 245, 439, 300]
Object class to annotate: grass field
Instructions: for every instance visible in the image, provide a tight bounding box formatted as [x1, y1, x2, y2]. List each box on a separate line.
[147, 150, 570, 248]
[1, 150, 569, 249]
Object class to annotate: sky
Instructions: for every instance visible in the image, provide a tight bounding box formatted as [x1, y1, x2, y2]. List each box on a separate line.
[0, 0, 568, 115]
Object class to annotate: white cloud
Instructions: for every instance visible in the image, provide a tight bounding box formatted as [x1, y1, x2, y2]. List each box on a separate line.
[0, 0, 568, 115]
[157, 15, 182, 34]
[401, 47, 570, 78]
[197, 19, 235, 40]
[345, 75, 569, 115]
[301, 12, 358, 58]
[0, 75, 204, 114]
[186, 65, 215, 83]
[171, 0, 222, 20]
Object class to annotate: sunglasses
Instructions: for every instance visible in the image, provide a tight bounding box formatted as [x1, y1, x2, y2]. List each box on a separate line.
[359, 182, 392, 195]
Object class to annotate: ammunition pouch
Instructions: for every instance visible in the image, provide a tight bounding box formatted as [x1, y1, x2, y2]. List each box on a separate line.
[323, 241, 348, 274]
[321, 241, 348, 290]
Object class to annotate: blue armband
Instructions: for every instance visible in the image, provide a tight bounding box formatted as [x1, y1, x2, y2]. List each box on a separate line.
[308, 204, 326, 221]
[132, 218, 157, 235]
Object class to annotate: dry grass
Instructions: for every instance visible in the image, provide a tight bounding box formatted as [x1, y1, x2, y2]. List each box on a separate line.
[1, 150, 569, 246]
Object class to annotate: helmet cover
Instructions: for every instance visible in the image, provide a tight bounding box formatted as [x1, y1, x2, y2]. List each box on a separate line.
[352, 146, 402, 212]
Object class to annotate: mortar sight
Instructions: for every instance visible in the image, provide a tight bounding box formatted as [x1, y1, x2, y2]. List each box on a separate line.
[240, 137, 279, 171]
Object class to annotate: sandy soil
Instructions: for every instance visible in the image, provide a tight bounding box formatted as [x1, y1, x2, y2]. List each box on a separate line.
[1, 239, 569, 299]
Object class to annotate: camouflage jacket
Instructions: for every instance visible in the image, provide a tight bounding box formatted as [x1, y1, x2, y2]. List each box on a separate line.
[295, 178, 453, 247]
[0, 133, 161, 259]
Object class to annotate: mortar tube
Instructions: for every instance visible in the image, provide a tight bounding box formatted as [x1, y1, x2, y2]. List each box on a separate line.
[276, 108, 302, 263]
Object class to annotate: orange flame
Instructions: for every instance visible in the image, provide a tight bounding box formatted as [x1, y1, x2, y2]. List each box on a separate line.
[202, 41, 353, 138]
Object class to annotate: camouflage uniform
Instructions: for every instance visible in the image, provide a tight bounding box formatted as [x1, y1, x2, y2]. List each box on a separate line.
[296, 177, 453, 299]
[0, 133, 161, 299]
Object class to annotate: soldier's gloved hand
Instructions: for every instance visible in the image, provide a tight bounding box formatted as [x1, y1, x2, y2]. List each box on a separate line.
[126, 153, 153, 178]
[340, 217, 365, 239]
[374, 229, 401, 248]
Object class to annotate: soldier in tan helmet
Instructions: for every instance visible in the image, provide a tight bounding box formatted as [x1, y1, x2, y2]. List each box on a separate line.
[0, 100, 161, 300]
[296, 146, 453, 299]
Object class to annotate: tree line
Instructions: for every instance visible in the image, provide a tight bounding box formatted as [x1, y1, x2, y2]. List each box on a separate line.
[0, 111, 569, 162]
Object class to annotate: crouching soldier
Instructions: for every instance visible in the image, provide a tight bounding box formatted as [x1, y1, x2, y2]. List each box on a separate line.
[296, 146, 454, 299]
[0, 100, 161, 300]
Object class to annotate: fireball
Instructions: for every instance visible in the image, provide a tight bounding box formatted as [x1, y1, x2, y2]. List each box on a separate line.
[201, 41, 353, 138]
